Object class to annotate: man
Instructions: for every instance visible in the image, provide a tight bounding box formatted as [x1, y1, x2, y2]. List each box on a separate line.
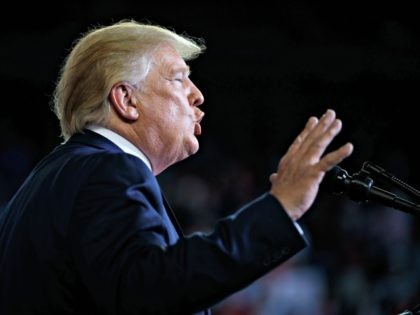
[0, 20, 353, 314]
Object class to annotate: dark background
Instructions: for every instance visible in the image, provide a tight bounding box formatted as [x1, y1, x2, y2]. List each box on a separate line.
[1, 2, 420, 314]
[2, 2, 420, 185]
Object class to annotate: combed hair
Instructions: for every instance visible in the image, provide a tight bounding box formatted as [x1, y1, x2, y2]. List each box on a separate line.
[52, 20, 205, 140]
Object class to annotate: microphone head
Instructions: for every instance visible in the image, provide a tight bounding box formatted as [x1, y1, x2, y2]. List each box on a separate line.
[321, 165, 351, 195]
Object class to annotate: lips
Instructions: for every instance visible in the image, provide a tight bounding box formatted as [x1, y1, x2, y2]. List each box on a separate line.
[194, 112, 204, 136]
[194, 123, 202, 135]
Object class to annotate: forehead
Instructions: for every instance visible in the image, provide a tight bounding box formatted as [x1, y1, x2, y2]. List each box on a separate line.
[152, 44, 189, 74]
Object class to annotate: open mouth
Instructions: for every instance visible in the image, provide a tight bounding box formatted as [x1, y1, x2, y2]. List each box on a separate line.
[194, 122, 202, 135]
[197, 112, 205, 124]
[194, 113, 204, 135]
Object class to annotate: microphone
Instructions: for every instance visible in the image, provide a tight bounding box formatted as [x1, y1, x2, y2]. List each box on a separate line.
[321, 165, 420, 216]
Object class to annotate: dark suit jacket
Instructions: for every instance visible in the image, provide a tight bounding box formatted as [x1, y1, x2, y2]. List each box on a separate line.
[0, 130, 307, 315]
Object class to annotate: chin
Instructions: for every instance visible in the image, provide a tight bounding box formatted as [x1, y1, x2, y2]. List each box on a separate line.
[186, 138, 200, 156]
[188, 145, 199, 156]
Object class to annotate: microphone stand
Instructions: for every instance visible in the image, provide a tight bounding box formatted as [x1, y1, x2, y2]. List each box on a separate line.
[322, 162, 420, 314]
[331, 161, 420, 217]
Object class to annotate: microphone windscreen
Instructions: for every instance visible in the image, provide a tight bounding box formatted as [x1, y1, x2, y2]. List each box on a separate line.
[320, 166, 348, 194]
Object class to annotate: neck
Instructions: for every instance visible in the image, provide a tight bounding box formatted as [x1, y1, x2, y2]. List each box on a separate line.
[105, 120, 174, 175]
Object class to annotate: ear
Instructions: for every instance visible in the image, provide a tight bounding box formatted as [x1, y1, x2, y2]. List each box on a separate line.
[109, 82, 139, 121]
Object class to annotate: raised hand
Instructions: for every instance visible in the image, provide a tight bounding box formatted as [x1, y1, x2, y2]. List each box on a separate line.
[269, 109, 353, 220]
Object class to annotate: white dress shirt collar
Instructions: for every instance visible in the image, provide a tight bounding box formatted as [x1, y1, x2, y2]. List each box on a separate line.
[86, 125, 152, 172]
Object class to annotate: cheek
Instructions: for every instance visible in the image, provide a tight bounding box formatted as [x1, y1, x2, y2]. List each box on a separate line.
[143, 90, 189, 128]
[164, 100, 189, 124]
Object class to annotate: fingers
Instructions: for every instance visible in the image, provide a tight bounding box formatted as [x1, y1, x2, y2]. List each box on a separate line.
[269, 108, 352, 220]
[305, 118, 343, 164]
[286, 116, 319, 156]
[279, 109, 343, 170]
[299, 109, 337, 157]
[318, 142, 354, 172]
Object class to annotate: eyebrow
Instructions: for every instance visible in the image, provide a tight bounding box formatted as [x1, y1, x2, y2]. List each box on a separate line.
[170, 65, 191, 76]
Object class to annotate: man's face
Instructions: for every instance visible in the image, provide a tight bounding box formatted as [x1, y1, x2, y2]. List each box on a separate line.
[134, 44, 205, 172]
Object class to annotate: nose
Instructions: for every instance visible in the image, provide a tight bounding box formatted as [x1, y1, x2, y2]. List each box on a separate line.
[189, 81, 204, 107]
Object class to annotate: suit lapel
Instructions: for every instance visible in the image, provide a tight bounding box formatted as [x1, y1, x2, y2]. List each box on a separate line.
[68, 130, 185, 237]
[161, 193, 185, 237]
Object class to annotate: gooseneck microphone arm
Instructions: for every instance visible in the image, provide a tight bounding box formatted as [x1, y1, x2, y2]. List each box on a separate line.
[322, 163, 420, 217]
[362, 161, 420, 200]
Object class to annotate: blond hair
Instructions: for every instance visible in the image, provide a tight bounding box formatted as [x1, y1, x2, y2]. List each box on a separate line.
[53, 20, 205, 140]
